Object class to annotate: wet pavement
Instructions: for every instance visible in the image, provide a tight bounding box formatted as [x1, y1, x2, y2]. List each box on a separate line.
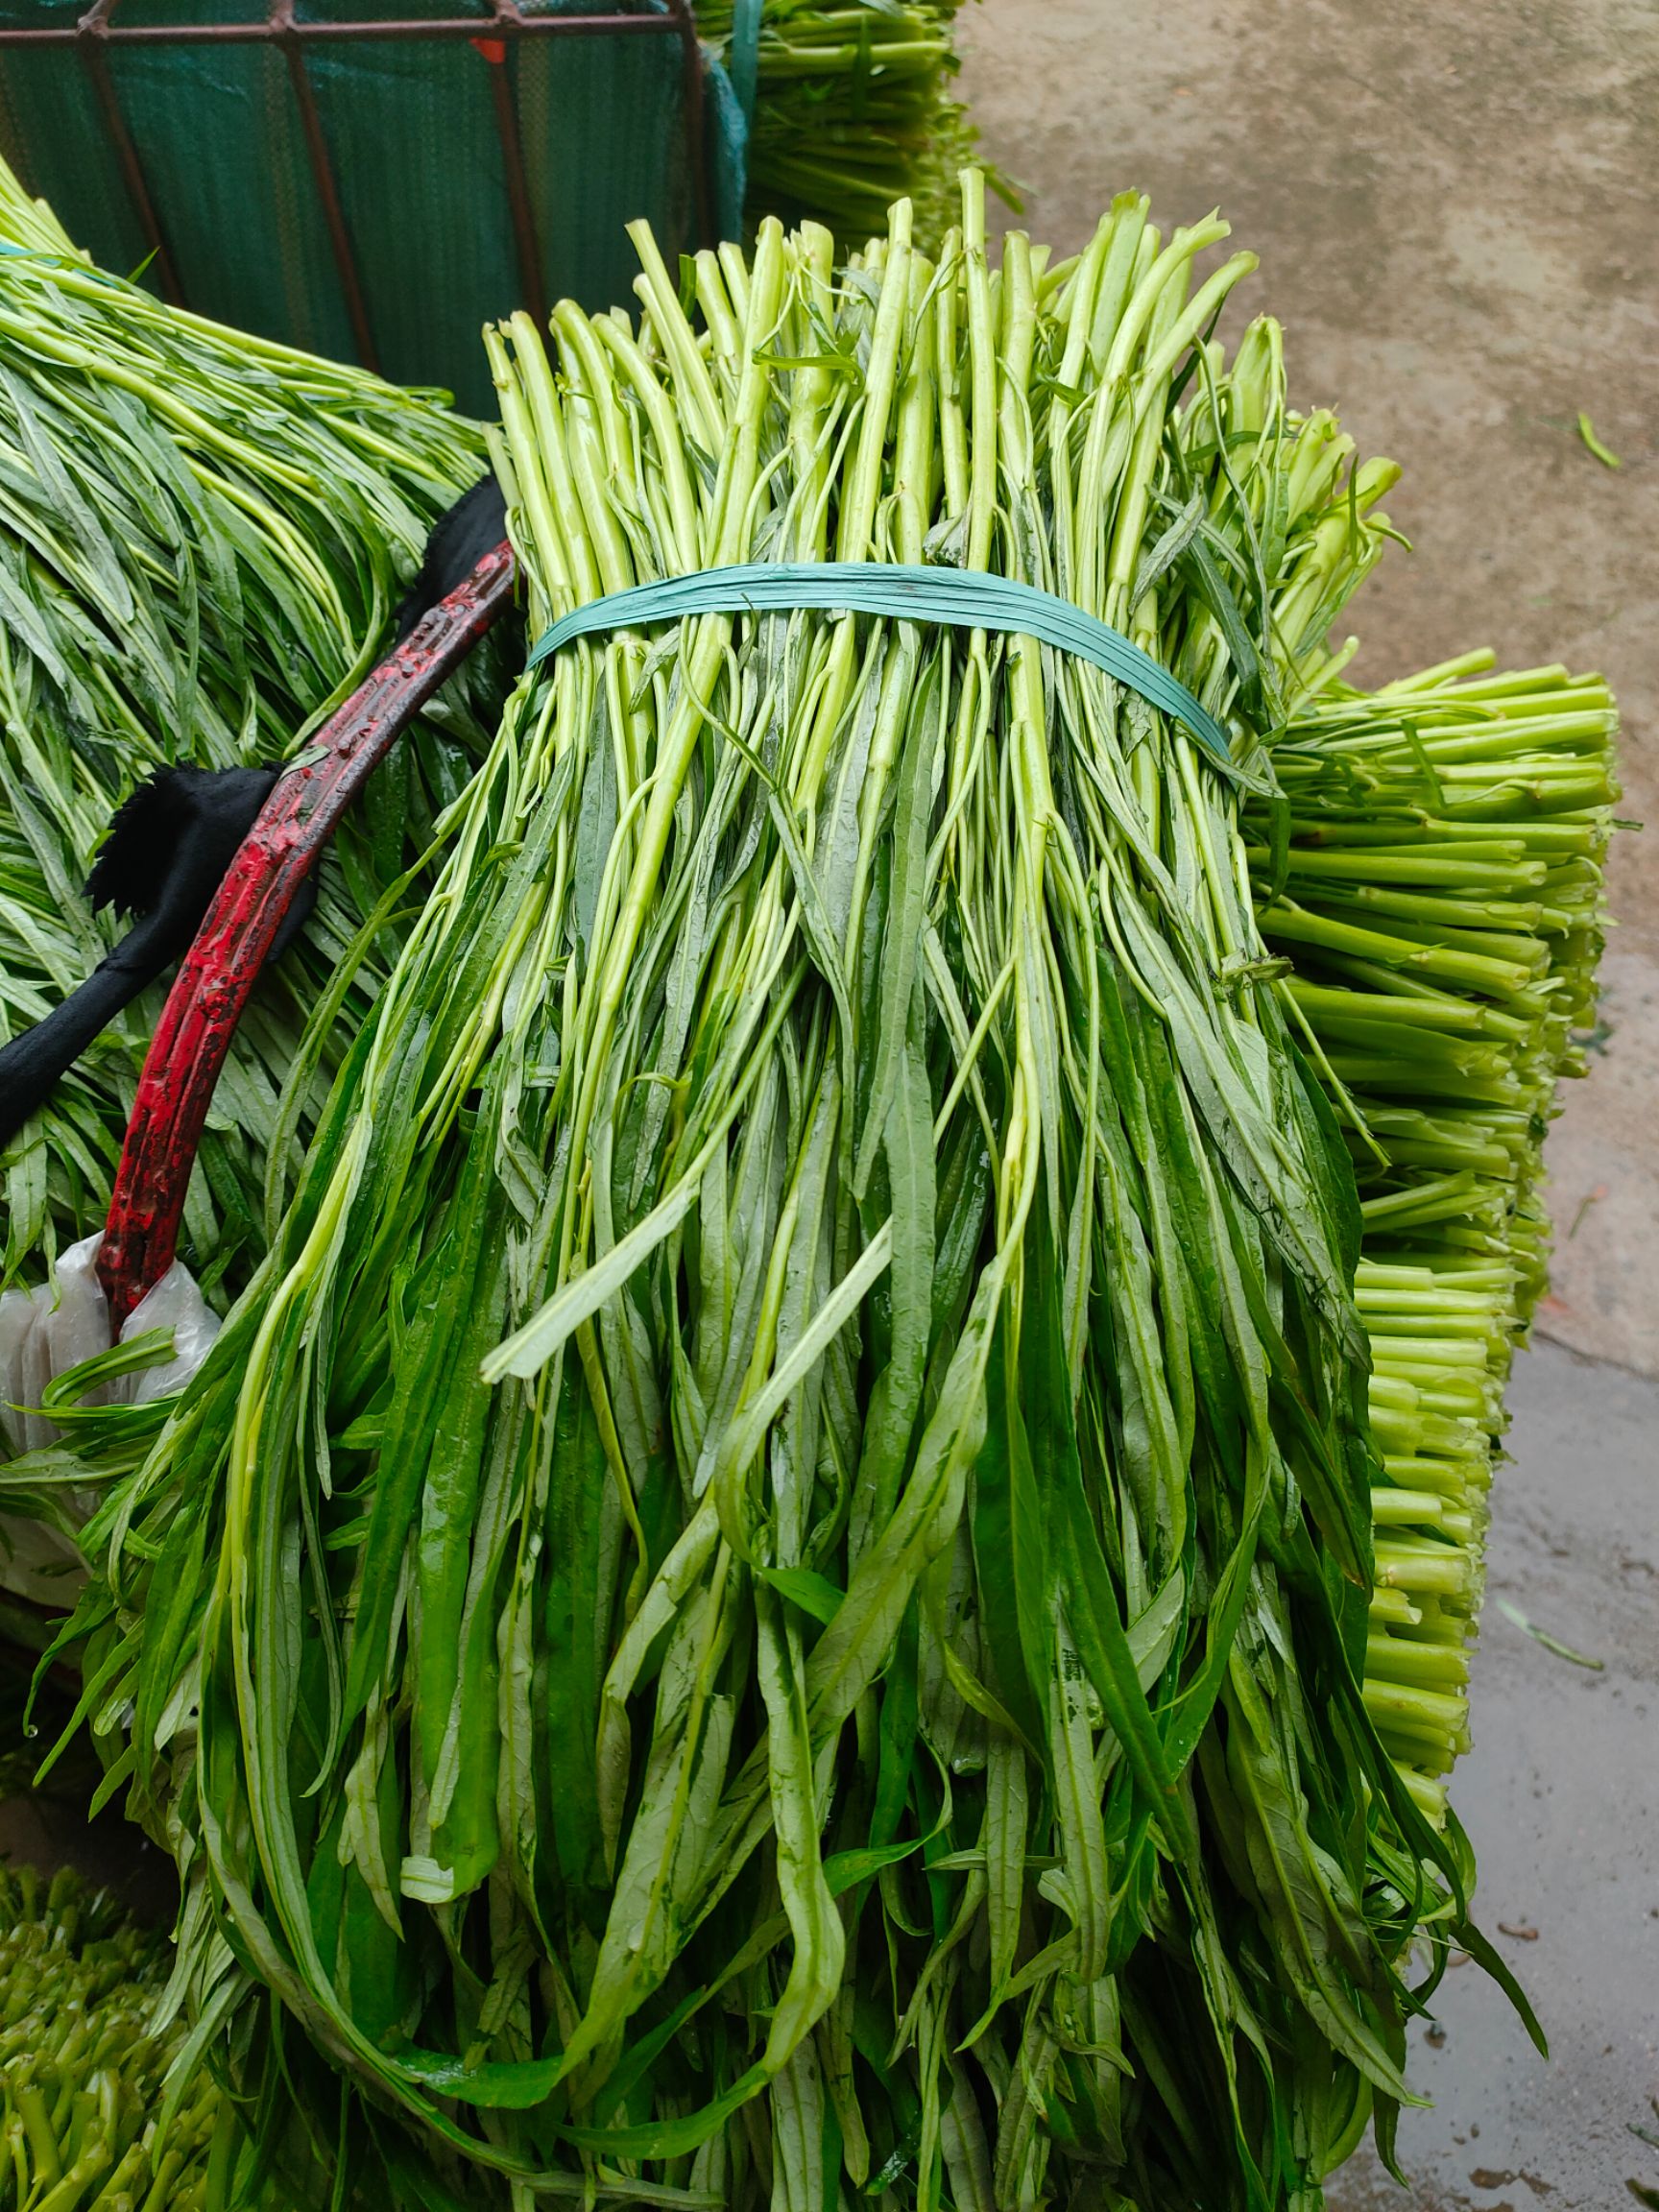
[1327, 1342, 1659, 2209]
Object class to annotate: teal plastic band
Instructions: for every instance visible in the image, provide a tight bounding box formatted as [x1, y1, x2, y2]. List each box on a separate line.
[0, 243, 117, 283]
[730, 0, 762, 129]
[526, 563, 1234, 765]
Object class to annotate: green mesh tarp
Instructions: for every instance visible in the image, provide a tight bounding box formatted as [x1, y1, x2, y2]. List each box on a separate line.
[0, 0, 739, 413]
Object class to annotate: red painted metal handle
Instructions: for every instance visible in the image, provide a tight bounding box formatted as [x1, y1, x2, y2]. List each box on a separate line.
[97, 540, 517, 1326]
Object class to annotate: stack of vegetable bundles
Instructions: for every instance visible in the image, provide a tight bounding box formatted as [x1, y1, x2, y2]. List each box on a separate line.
[1248, 659, 1618, 1822]
[0, 1641, 303, 2204]
[31, 180, 1612, 2211]
[694, 0, 992, 245]
[0, 1862, 301, 2210]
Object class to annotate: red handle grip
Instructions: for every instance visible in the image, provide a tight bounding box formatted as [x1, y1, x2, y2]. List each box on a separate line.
[97, 540, 517, 1326]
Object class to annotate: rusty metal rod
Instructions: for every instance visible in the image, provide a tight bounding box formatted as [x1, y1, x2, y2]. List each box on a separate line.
[274, 4, 382, 373]
[483, 43, 549, 329]
[76, 38, 183, 301]
[674, 0, 711, 250]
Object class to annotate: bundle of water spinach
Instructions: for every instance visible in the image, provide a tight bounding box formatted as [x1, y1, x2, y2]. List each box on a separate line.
[60, 180, 1527, 2210]
[1250, 656, 1620, 1824]
[0, 1863, 312, 2211]
[0, 158, 494, 1307]
[694, 0, 995, 246]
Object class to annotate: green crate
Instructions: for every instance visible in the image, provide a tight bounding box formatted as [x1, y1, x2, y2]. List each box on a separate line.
[0, 0, 744, 413]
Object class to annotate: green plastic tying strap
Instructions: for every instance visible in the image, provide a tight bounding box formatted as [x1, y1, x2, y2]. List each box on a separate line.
[730, 0, 762, 130]
[526, 563, 1235, 765]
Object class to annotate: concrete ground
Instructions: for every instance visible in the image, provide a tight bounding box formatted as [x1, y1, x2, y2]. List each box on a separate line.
[959, 0, 1659, 1375]
[956, 2, 1658, 2203]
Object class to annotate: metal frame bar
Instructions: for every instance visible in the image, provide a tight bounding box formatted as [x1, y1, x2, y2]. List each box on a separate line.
[481, 19, 549, 331]
[271, 0, 382, 370]
[0, 6, 692, 44]
[74, 0, 182, 303]
[673, 0, 710, 255]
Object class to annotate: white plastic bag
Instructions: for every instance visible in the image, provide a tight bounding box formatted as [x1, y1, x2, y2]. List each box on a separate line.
[122, 1259, 222, 1404]
[0, 1238, 220, 1602]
